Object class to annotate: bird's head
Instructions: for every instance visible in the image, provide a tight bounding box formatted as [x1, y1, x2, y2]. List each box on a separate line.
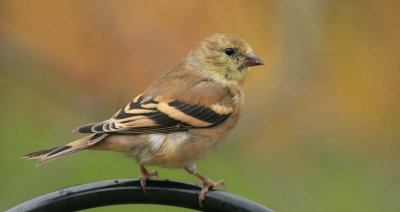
[187, 33, 265, 85]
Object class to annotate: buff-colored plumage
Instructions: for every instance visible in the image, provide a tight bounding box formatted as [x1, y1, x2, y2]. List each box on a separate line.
[23, 33, 264, 204]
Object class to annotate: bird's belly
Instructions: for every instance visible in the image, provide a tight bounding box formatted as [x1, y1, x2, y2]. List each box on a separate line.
[128, 131, 217, 168]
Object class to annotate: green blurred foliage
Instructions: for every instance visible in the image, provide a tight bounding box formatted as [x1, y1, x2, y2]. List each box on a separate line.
[0, 0, 399, 211]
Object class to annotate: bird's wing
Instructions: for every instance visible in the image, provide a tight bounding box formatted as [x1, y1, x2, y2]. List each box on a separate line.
[74, 94, 234, 135]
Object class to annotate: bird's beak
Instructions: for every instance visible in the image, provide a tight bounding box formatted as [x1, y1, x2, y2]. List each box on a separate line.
[243, 52, 265, 67]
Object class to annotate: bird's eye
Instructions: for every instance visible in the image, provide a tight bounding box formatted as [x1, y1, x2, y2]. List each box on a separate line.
[224, 48, 237, 56]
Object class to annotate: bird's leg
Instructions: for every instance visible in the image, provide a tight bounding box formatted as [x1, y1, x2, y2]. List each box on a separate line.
[139, 164, 158, 194]
[185, 165, 225, 206]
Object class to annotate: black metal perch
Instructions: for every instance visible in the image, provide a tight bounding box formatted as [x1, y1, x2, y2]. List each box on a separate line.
[7, 178, 272, 212]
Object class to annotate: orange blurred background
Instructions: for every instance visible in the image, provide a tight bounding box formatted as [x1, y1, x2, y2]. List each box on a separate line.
[0, 1, 399, 211]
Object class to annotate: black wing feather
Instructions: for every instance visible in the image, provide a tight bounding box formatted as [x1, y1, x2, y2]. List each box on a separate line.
[74, 97, 232, 135]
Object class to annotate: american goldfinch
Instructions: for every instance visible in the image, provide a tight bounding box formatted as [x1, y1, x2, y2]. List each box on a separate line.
[23, 33, 265, 203]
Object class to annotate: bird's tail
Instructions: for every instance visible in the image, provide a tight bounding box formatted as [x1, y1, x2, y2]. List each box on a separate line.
[22, 135, 94, 166]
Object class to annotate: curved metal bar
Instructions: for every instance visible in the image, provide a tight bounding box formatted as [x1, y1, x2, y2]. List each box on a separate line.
[7, 178, 272, 212]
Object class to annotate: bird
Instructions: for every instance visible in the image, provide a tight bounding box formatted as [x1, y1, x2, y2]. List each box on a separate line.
[22, 33, 265, 204]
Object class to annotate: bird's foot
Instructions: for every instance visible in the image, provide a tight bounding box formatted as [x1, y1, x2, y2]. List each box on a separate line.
[199, 179, 225, 207]
[139, 165, 159, 194]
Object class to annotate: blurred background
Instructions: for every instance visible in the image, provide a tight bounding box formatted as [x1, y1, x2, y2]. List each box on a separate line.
[0, 0, 399, 211]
